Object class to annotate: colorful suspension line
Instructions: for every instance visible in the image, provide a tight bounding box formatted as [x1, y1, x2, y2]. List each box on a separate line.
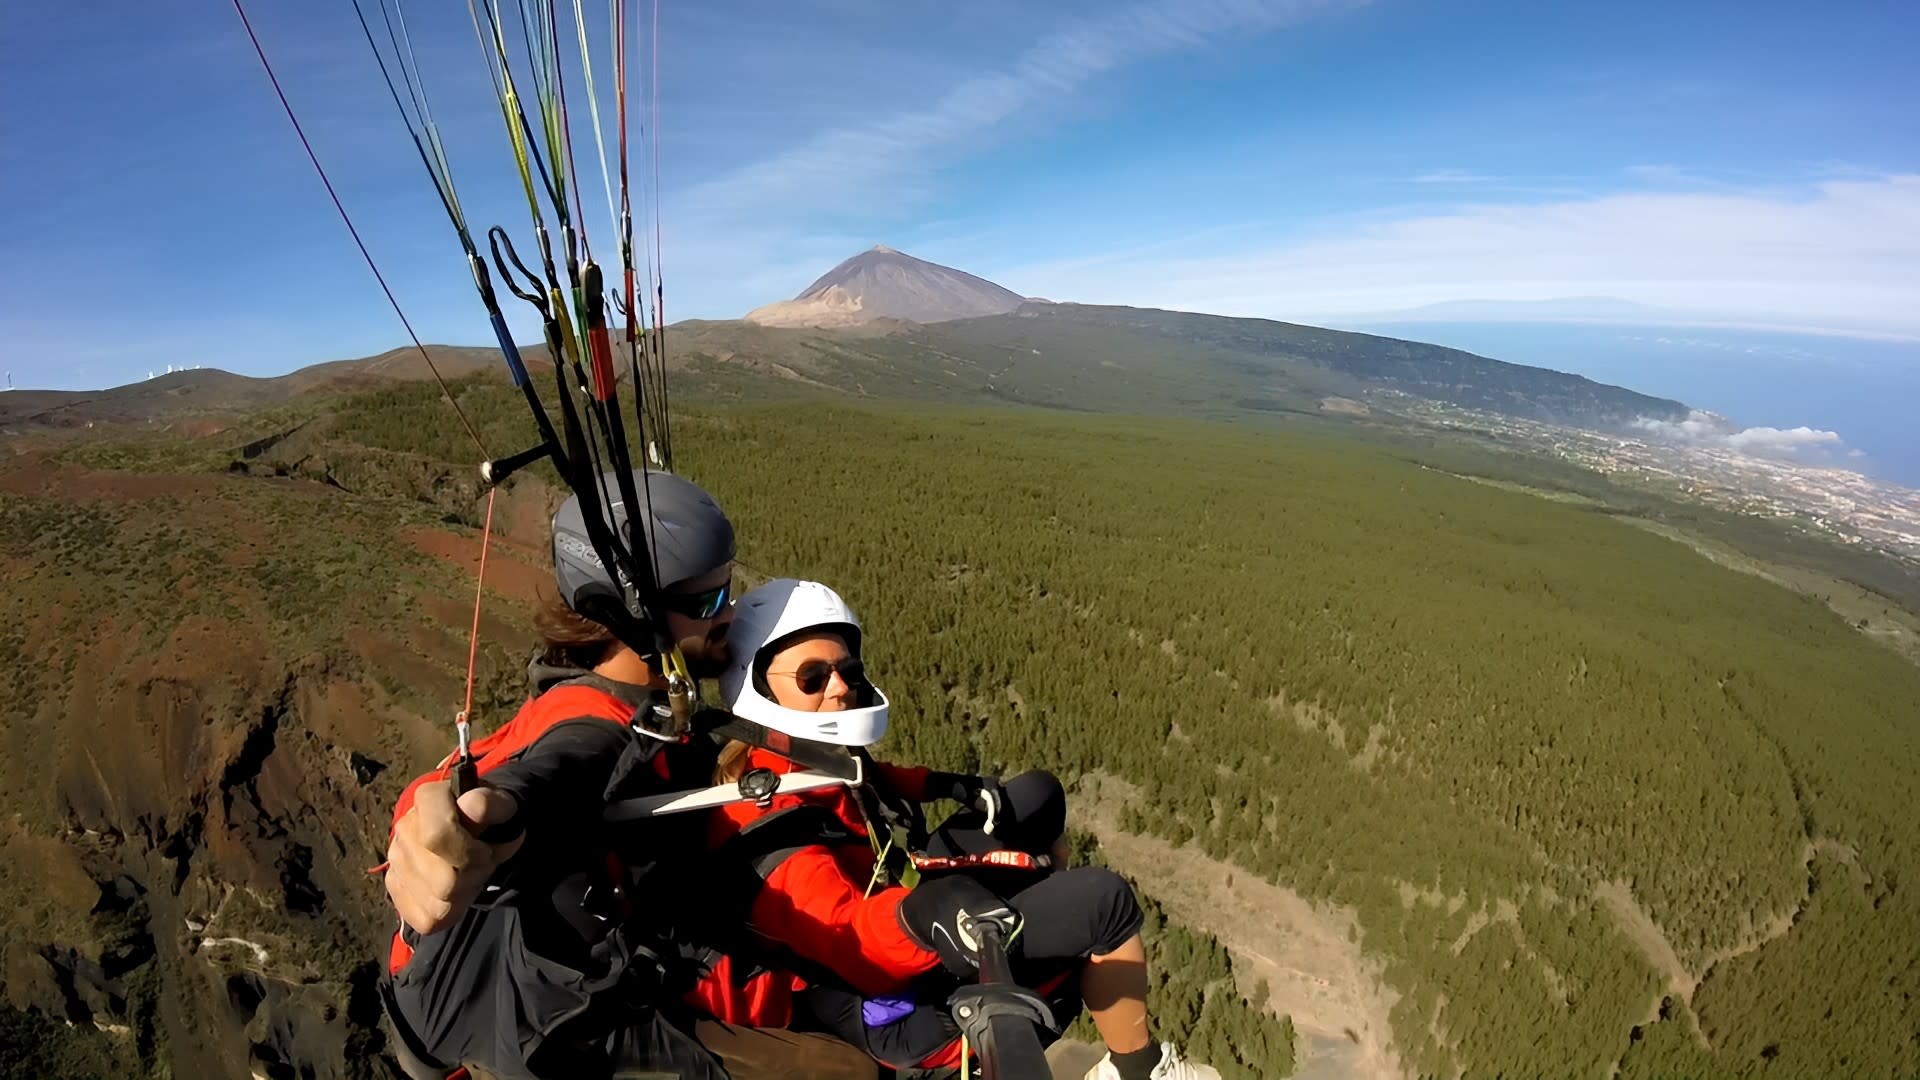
[647, 0, 673, 467]
[607, 0, 667, 569]
[454, 0, 695, 698]
[235, 0, 519, 790]
[470, 2, 620, 446]
[470, 0, 668, 644]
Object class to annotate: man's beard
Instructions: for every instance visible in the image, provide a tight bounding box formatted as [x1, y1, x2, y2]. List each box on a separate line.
[676, 622, 732, 678]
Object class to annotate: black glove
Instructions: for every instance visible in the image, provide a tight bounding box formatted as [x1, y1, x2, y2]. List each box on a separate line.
[897, 875, 1019, 977]
[932, 772, 1007, 835]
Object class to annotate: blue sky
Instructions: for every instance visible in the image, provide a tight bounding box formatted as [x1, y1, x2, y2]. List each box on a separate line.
[3, 1, 1916, 414]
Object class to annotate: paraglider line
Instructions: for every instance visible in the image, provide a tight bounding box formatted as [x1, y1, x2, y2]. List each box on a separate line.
[231, 0, 488, 457]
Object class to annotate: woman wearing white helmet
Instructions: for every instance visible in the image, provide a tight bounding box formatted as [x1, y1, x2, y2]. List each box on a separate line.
[709, 579, 1204, 1080]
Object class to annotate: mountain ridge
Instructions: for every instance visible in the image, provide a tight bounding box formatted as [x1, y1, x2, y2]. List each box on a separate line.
[996, 302, 1687, 427]
[5, 252, 1690, 439]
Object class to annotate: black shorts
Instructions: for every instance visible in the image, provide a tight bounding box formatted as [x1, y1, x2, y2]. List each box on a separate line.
[789, 771, 1143, 1074]
[926, 770, 1143, 962]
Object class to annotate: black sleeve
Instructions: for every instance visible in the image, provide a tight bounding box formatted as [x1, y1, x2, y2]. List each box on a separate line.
[923, 770, 982, 804]
[481, 719, 633, 836]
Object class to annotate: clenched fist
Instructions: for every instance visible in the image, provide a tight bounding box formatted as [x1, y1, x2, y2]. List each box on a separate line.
[385, 780, 523, 934]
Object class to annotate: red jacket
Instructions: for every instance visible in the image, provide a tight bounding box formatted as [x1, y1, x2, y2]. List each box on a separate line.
[709, 748, 943, 996]
[683, 954, 802, 1028]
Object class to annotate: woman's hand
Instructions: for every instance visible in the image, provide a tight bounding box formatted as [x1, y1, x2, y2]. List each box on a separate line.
[971, 777, 1006, 835]
[936, 773, 1008, 834]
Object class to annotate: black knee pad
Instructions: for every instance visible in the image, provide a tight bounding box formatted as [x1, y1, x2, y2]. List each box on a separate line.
[1009, 769, 1065, 803]
[1003, 770, 1067, 851]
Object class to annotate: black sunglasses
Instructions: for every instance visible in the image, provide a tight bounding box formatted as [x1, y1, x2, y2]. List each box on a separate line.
[768, 656, 868, 696]
[657, 578, 731, 620]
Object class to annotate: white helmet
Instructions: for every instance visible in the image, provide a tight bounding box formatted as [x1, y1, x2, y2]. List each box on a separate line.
[718, 579, 890, 747]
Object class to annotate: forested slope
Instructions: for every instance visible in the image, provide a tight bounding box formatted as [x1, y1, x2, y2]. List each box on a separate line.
[315, 381, 1919, 1074]
[672, 402, 1918, 1078]
[10, 379, 1917, 1077]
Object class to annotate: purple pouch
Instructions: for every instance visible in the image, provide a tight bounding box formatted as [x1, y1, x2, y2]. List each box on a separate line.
[861, 993, 917, 1028]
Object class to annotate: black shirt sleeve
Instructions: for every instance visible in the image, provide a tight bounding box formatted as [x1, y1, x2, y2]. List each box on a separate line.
[923, 770, 982, 804]
[481, 718, 634, 837]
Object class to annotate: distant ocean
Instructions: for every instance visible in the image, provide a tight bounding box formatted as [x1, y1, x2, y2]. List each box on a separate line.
[1358, 321, 1920, 489]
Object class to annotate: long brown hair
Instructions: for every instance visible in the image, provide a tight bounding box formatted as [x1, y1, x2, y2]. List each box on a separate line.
[713, 623, 783, 784]
[713, 739, 752, 785]
[533, 587, 616, 671]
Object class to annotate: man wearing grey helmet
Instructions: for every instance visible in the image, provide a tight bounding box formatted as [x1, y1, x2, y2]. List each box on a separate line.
[378, 470, 875, 1080]
[546, 468, 739, 681]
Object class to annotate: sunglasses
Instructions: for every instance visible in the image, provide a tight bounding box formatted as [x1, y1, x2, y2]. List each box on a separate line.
[657, 578, 731, 620]
[768, 656, 868, 696]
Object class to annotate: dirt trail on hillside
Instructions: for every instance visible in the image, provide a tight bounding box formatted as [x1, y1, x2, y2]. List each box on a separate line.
[1075, 775, 1406, 1079]
[1595, 833, 1853, 1067]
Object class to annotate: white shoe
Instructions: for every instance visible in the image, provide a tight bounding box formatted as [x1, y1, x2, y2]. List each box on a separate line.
[1082, 1042, 1209, 1080]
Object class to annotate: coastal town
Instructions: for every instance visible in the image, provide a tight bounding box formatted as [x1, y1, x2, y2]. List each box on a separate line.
[1402, 400, 1920, 562]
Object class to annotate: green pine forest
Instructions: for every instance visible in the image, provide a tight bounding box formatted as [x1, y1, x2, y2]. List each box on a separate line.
[684, 401, 1920, 1078]
[36, 376, 1920, 1078]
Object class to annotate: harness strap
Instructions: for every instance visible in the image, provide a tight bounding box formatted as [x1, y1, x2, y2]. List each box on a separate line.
[603, 766, 858, 821]
[910, 850, 1052, 874]
[719, 803, 853, 881]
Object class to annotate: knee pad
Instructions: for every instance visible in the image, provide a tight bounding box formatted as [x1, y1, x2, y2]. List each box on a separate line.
[1010, 769, 1065, 801]
[1007, 770, 1065, 817]
[1003, 770, 1068, 849]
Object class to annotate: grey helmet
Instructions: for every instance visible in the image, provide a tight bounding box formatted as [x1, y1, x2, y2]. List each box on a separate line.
[552, 469, 735, 625]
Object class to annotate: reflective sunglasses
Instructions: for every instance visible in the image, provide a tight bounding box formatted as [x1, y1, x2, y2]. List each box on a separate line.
[658, 578, 731, 620]
[769, 656, 868, 696]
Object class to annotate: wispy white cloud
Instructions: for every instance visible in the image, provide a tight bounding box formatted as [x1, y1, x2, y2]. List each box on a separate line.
[1623, 163, 1704, 185]
[665, 0, 1366, 314]
[1003, 174, 1920, 339]
[1631, 410, 1729, 443]
[676, 0, 1364, 220]
[1410, 168, 1494, 184]
[1617, 334, 1826, 362]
